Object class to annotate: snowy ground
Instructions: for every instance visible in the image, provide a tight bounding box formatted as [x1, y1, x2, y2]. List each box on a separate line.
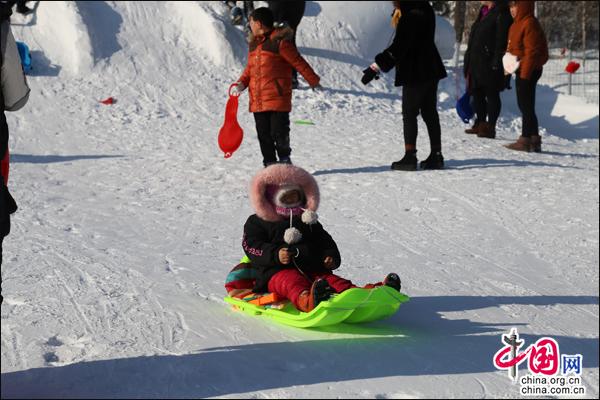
[1, 2, 598, 398]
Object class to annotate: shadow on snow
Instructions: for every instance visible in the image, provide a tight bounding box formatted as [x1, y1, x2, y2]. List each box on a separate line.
[2, 295, 597, 398]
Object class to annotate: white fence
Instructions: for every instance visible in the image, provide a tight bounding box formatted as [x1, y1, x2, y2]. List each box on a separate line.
[539, 49, 599, 104]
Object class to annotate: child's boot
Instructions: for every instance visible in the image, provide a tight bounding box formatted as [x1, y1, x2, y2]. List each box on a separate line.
[297, 279, 334, 312]
[383, 273, 401, 292]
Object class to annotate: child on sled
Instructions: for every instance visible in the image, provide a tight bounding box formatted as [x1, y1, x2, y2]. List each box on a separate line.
[226, 164, 401, 312]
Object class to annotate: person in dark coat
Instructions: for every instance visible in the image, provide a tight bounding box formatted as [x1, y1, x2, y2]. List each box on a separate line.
[2, 1, 29, 303]
[463, 1, 513, 139]
[362, 0, 448, 171]
[240, 164, 401, 312]
[1, 93, 18, 271]
[266, 1, 306, 88]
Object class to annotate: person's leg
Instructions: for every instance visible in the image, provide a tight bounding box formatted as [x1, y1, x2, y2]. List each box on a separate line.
[391, 85, 421, 170]
[475, 84, 498, 138]
[420, 80, 442, 153]
[418, 80, 445, 169]
[1, 109, 9, 185]
[529, 69, 543, 151]
[1, 236, 3, 304]
[529, 69, 542, 136]
[314, 272, 356, 293]
[471, 87, 487, 126]
[270, 111, 291, 162]
[254, 112, 277, 166]
[515, 74, 535, 138]
[485, 86, 501, 129]
[1, 109, 8, 170]
[506, 71, 542, 151]
[401, 84, 420, 152]
[267, 268, 312, 308]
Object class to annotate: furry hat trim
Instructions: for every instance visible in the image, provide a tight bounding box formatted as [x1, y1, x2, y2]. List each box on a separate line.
[250, 164, 319, 222]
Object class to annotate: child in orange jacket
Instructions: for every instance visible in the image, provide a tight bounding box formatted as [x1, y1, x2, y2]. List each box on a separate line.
[231, 7, 320, 167]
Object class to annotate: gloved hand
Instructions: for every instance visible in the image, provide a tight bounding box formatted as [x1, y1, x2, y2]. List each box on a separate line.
[491, 56, 502, 72]
[230, 82, 246, 96]
[311, 83, 323, 92]
[323, 256, 338, 270]
[361, 63, 380, 85]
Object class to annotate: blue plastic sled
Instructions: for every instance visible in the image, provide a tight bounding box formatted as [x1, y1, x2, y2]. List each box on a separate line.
[16, 41, 32, 74]
[456, 91, 474, 123]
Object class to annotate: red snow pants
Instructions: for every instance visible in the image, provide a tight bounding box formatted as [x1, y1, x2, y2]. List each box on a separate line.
[1, 149, 8, 185]
[267, 268, 356, 309]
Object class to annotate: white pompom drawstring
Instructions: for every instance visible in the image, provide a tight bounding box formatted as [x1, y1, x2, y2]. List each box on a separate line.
[284, 209, 311, 282]
[284, 208, 302, 244]
[301, 209, 318, 225]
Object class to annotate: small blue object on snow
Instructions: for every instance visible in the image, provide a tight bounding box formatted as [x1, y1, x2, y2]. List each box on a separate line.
[16, 41, 32, 74]
[456, 91, 474, 123]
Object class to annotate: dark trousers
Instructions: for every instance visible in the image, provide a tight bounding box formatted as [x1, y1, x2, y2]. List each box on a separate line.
[516, 68, 542, 137]
[1, 236, 3, 305]
[1, 107, 7, 161]
[472, 85, 501, 127]
[402, 80, 442, 152]
[268, 0, 305, 82]
[253, 111, 291, 165]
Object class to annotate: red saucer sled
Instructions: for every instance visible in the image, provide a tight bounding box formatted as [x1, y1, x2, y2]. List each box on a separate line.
[218, 84, 244, 158]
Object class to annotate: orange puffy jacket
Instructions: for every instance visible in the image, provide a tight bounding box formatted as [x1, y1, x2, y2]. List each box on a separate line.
[506, 1, 548, 80]
[238, 27, 320, 113]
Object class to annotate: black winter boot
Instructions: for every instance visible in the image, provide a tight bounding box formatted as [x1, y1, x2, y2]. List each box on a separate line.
[297, 279, 334, 312]
[420, 151, 444, 170]
[391, 151, 417, 171]
[383, 273, 401, 292]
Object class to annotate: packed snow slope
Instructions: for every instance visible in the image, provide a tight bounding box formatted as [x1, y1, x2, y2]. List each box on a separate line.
[2, 1, 598, 398]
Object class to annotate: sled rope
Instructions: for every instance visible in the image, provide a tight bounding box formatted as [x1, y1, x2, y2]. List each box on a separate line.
[289, 209, 313, 283]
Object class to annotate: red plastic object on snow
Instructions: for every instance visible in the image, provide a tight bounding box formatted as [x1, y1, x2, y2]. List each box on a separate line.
[218, 84, 244, 158]
[1, 149, 9, 185]
[100, 97, 115, 105]
[565, 61, 580, 74]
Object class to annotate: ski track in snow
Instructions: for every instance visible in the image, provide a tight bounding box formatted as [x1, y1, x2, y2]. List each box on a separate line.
[1, 1, 598, 398]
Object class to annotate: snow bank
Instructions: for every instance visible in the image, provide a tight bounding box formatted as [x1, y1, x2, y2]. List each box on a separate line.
[11, 1, 93, 76]
[166, 1, 246, 69]
[302, 2, 454, 61]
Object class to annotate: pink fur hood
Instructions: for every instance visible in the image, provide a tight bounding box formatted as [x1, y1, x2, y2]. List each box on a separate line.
[249, 164, 320, 222]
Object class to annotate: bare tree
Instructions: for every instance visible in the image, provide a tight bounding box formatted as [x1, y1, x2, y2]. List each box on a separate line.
[453, 1, 466, 43]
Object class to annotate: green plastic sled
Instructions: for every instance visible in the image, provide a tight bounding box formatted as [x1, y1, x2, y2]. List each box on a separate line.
[225, 286, 409, 328]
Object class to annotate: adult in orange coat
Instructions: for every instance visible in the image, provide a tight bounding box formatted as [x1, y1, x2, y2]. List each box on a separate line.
[232, 7, 320, 167]
[504, 0, 548, 152]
